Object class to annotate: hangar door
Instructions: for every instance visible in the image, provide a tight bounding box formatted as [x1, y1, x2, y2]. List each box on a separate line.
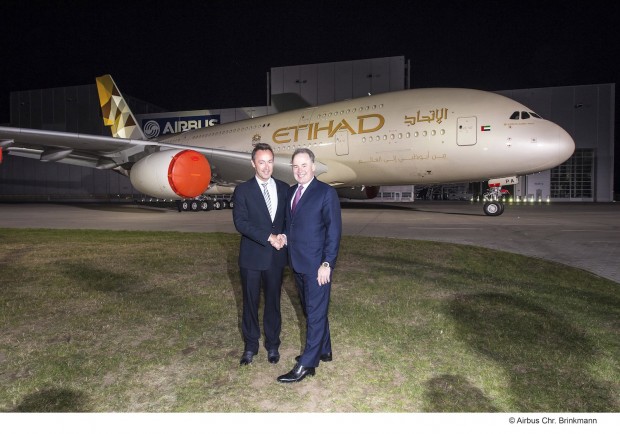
[457, 116, 477, 146]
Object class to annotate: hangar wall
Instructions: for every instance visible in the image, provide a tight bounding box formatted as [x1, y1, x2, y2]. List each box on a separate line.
[270, 56, 406, 105]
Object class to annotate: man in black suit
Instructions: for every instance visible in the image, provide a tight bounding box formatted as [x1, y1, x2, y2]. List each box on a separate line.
[277, 148, 342, 383]
[232, 143, 289, 366]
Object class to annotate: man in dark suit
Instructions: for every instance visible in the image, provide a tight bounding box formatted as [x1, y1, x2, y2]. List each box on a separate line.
[277, 148, 342, 383]
[232, 143, 289, 366]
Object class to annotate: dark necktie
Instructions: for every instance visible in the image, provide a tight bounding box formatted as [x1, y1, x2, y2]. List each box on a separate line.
[291, 185, 304, 214]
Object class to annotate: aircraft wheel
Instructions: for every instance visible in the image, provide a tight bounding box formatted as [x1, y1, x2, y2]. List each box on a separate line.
[180, 201, 190, 212]
[190, 200, 200, 211]
[220, 200, 229, 209]
[200, 201, 210, 211]
[228, 200, 234, 209]
[212, 200, 222, 210]
[483, 201, 505, 216]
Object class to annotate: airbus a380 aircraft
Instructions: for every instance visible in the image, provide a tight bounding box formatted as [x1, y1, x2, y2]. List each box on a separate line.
[0, 75, 575, 216]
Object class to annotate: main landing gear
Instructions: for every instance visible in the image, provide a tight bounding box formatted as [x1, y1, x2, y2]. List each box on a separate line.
[176, 197, 233, 212]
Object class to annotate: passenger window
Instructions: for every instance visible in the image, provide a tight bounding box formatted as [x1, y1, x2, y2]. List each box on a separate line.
[521, 111, 530, 119]
[510, 111, 520, 120]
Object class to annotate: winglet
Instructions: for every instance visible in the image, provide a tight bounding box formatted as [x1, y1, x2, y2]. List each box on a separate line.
[96, 75, 146, 139]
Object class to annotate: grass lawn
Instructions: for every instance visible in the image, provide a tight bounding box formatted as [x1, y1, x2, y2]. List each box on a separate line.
[0, 228, 618, 412]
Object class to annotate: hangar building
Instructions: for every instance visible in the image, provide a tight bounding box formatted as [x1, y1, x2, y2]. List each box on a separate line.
[0, 56, 615, 202]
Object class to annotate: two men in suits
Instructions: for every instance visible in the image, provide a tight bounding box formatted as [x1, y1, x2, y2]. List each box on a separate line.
[232, 143, 289, 366]
[277, 148, 342, 383]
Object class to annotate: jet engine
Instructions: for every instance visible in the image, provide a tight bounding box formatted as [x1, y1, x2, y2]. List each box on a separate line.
[336, 186, 379, 200]
[129, 149, 212, 199]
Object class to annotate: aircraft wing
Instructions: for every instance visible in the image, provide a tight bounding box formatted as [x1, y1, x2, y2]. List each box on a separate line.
[0, 125, 325, 186]
[0, 126, 152, 168]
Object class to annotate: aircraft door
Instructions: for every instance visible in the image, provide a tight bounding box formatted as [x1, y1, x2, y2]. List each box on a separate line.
[457, 116, 477, 146]
[335, 131, 349, 156]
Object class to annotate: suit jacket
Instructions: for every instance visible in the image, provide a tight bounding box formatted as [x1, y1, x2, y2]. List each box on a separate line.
[285, 177, 342, 274]
[232, 177, 289, 270]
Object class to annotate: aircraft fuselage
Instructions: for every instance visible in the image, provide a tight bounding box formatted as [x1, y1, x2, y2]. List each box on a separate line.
[160, 88, 575, 187]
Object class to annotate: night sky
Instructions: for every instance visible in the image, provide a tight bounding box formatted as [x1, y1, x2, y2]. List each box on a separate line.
[1, 0, 618, 188]
[2, 0, 617, 117]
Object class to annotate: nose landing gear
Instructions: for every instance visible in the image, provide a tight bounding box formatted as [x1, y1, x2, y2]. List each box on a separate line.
[482, 177, 516, 216]
[483, 198, 505, 216]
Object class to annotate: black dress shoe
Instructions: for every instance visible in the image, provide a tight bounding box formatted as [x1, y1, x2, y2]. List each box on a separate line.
[239, 350, 254, 366]
[267, 349, 280, 364]
[320, 352, 333, 362]
[277, 363, 315, 383]
[295, 352, 332, 363]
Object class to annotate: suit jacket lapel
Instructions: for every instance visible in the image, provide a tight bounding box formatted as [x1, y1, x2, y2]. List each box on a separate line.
[287, 184, 297, 219]
[273, 181, 286, 221]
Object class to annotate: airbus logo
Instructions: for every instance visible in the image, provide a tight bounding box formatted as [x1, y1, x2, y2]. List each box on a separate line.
[143, 120, 160, 138]
[142, 115, 221, 138]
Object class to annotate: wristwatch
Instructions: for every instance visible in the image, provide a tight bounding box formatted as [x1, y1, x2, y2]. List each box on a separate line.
[321, 262, 330, 268]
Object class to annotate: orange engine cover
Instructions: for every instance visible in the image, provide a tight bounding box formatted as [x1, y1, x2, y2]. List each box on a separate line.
[129, 149, 212, 199]
[168, 150, 212, 198]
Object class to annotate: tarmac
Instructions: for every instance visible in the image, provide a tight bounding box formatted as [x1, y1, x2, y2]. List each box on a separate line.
[1, 200, 619, 284]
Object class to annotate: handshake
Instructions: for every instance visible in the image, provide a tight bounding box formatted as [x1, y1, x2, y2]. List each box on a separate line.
[268, 234, 287, 250]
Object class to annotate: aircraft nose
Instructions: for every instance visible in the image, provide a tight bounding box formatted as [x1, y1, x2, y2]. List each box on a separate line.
[555, 124, 576, 164]
[528, 121, 575, 172]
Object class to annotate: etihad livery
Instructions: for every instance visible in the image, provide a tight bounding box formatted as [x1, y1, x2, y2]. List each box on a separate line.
[0, 75, 575, 216]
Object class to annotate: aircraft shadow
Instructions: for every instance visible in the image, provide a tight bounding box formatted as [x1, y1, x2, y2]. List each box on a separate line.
[341, 201, 482, 217]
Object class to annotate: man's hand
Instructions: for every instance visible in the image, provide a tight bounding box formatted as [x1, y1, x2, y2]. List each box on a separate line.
[317, 265, 331, 286]
[268, 234, 283, 250]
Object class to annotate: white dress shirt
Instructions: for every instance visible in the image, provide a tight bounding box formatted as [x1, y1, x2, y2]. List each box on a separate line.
[256, 176, 277, 221]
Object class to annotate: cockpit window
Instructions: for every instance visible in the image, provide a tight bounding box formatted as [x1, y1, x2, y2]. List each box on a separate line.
[510, 111, 543, 120]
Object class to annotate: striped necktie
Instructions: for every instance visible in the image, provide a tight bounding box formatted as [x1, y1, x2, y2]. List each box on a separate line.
[262, 182, 273, 219]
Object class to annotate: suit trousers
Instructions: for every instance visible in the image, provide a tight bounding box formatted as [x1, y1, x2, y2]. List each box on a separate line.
[294, 271, 332, 368]
[240, 267, 283, 354]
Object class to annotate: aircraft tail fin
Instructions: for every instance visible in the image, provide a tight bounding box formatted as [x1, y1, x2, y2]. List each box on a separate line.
[96, 75, 146, 139]
[271, 93, 311, 112]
